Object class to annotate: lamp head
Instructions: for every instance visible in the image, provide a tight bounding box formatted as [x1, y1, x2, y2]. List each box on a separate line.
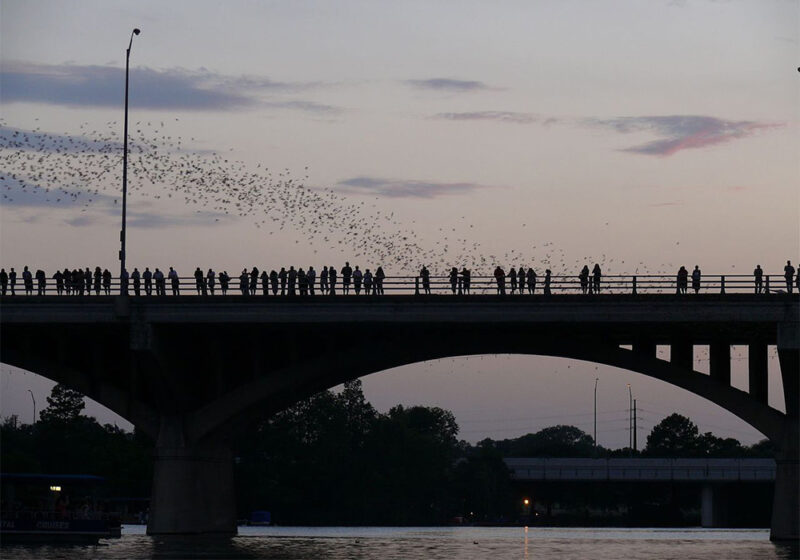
[133, 28, 141, 35]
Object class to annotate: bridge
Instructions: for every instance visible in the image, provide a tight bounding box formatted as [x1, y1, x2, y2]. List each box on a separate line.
[0, 290, 797, 540]
[504, 457, 776, 528]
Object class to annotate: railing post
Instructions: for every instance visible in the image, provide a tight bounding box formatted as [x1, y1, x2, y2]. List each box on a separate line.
[720, 275, 725, 294]
[632, 276, 637, 295]
[765, 276, 770, 294]
[414, 277, 420, 296]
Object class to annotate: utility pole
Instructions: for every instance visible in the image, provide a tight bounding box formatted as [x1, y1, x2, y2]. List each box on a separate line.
[633, 399, 637, 452]
[593, 377, 599, 454]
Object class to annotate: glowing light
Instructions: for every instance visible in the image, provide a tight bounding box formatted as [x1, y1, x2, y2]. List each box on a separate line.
[49, 485, 61, 492]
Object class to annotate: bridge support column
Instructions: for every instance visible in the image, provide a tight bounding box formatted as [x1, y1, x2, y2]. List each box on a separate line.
[748, 343, 768, 405]
[147, 417, 237, 535]
[670, 341, 693, 371]
[771, 447, 799, 542]
[710, 343, 731, 386]
[701, 485, 729, 528]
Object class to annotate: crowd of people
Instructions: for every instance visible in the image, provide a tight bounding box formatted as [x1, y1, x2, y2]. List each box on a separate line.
[0, 261, 797, 297]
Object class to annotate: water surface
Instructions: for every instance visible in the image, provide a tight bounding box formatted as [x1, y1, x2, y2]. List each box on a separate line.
[2, 526, 797, 559]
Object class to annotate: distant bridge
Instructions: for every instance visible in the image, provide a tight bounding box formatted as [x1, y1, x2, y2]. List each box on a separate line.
[504, 457, 777, 528]
[0, 292, 797, 540]
[504, 457, 776, 482]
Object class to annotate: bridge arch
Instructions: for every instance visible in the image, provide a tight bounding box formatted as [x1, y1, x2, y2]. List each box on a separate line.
[195, 336, 786, 448]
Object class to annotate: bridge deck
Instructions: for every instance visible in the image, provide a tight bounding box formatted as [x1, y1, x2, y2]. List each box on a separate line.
[504, 457, 776, 481]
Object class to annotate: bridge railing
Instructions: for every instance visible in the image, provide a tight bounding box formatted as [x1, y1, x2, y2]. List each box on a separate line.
[0, 272, 793, 297]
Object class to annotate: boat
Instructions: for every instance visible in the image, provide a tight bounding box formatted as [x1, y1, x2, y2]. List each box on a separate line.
[1, 473, 122, 543]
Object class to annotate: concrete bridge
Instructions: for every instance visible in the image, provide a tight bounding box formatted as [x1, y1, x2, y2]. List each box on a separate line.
[0, 293, 797, 540]
[504, 457, 777, 528]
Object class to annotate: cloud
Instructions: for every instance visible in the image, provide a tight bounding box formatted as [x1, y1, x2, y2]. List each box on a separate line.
[0, 62, 337, 114]
[0, 126, 124, 153]
[335, 176, 490, 198]
[591, 115, 781, 156]
[435, 111, 550, 125]
[1, 177, 231, 227]
[406, 78, 491, 92]
[126, 210, 232, 228]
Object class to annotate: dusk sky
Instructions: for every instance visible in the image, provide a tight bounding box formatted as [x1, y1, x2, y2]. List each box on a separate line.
[1, 0, 798, 448]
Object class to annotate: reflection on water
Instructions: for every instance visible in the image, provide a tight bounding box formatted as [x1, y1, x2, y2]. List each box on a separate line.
[1, 526, 797, 560]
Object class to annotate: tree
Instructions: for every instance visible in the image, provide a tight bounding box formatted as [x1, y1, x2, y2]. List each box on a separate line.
[39, 384, 86, 423]
[644, 413, 699, 457]
[491, 425, 596, 457]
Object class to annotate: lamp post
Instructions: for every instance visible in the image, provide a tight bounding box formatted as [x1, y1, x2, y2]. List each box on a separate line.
[120, 28, 141, 279]
[27, 389, 36, 424]
[593, 377, 599, 452]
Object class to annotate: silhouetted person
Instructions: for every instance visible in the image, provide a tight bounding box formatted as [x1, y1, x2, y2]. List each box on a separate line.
[219, 271, 229, 295]
[194, 267, 205, 295]
[270, 270, 278, 295]
[785, 260, 795, 293]
[279, 267, 287, 295]
[526, 268, 536, 294]
[143, 267, 152, 296]
[461, 267, 471, 295]
[307, 266, 316, 296]
[103, 269, 112, 295]
[153, 268, 165, 296]
[517, 267, 525, 295]
[329, 266, 337, 295]
[449, 267, 458, 294]
[0, 268, 8, 296]
[375, 266, 385, 295]
[753, 265, 763, 294]
[120, 268, 129, 296]
[53, 270, 64, 295]
[250, 267, 259, 295]
[363, 269, 373, 294]
[9, 268, 16, 295]
[168, 267, 180, 296]
[207, 269, 215, 295]
[342, 262, 352, 295]
[353, 266, 363, 295]
[320, 266, 329, 295]
[592, 264, 602, 294]
[677, 266, 688, 294]
[23, 266, 33, 295]
[508, 267, 517, 294]
[84, 268, 92, 296]
[296, 269, 305, 296]
[239, 269, 249, 295]
[35, 269, 45, 296]
[579, 265, 589, 294]
[74, 269, 84, 296]
[131, 268, 141, 296]
[288, 266, 297, 296]
[544, 269, 551, 295]
[691, 265, 701, 294]
[494, 266, 505, 295]
[420, 266, 431, 295]
[260, 270, 268, 295]
[94, 267, 102, 295]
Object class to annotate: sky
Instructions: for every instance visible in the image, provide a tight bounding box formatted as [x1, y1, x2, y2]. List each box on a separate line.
[1, 0, 798, 448]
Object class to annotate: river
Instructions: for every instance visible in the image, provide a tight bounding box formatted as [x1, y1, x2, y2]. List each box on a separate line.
[2, 526, 798, 559]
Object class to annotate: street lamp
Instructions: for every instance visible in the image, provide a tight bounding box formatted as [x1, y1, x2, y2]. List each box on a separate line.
[120, 28, 141, 280]
[27, 389, 36, 424]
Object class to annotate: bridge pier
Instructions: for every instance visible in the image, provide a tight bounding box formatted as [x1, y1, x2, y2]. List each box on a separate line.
[147, 416, 237, 535]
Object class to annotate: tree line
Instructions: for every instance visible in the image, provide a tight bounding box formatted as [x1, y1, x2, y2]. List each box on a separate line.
[0, 382, 773, 524]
